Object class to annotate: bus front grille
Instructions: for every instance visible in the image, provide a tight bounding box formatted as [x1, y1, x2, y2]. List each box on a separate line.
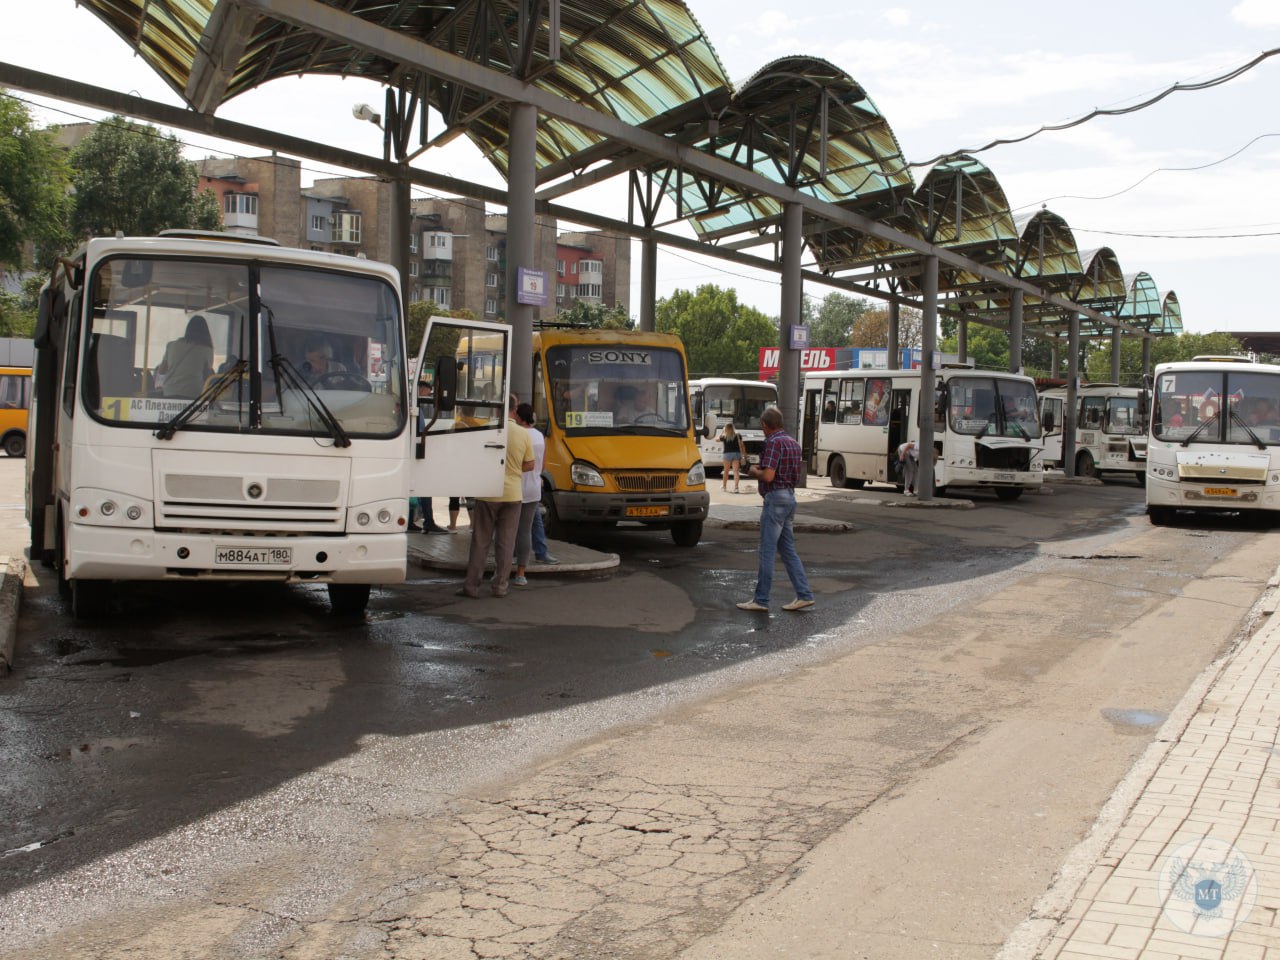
[158, 472, 345, 532]
[975, 446, 1031, 471]
[610, 471, 679, 493]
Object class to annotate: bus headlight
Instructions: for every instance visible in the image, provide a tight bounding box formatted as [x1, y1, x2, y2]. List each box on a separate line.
[687, 462, 706, 486]
[571, 461, 605, 487]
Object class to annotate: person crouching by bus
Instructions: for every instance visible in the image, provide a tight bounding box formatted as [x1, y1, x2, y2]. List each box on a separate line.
[897, 440, 919, 496]
[718, 422, 743, 493]
[736, 408, 815, 613]
[458, 394, 535, 599]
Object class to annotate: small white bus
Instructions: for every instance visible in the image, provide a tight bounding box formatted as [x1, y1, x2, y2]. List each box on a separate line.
[1146, 357, 1280, 524]
[802, 366, 1044, 500]
[688, 377, 778, 470]
[27, 232, 512, 617]
[1039, 383, 1147, 482]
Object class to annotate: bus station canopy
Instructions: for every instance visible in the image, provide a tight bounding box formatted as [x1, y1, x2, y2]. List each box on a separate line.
[55, 0, 1181, 340]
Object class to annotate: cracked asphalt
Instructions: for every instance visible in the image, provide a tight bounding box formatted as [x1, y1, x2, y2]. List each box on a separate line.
[0, 464, 1275, 959]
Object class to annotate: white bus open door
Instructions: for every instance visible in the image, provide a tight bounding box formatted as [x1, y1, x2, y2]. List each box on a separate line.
[410, 318, 511, 500]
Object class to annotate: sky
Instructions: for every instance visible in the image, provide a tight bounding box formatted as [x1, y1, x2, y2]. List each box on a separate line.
[4, 1, 1280, 337]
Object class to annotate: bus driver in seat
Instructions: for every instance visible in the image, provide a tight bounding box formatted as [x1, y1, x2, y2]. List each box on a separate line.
[156, 314, 213, 398]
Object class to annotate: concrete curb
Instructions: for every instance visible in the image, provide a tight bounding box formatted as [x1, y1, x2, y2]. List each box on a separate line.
[0, 555, 25, 677]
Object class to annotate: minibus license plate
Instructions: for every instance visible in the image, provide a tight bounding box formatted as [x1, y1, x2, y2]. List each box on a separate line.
[1203, 487, 1238, 498]
[626, 505, 669, 518]
[216, 546, 292, 565]
[994, 472, 1014, 481]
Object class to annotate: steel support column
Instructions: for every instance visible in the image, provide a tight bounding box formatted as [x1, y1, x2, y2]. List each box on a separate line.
[1111, 327, 1122, 383]
[506, 102, 536, 402]
[778, 202, 803, 451]
[638, 238, 657, 332]
[917, 256, 938, 501]
[1063, 316, 1081, 477]
[957, 318, 968, 365]
[887, 301, 899, 371]
[1009, 290, 1024, 374]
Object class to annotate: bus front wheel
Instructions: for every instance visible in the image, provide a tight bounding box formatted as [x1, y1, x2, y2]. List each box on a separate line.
[671, 519, 702, 547]
[994, 486, 1024, 501]
[829, 456, 850, 489]
[70, 578, 110, 619]
[1076, 450, 1097, 479]
[328, 583, 371, 616]
[1148, 505, 1175, 526]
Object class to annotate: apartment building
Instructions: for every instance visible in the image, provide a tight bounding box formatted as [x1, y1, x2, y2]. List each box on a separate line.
[195, 158, 629, 321]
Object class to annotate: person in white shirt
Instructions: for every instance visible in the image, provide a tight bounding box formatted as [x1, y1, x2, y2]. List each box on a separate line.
[897, 439, 920, 495]
[512, 402, 545, 586]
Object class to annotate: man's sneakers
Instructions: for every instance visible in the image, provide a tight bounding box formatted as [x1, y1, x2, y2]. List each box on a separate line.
[534, 554, 560, 565]
[782, 598, 815, 612]
[736, 600, 768, 612]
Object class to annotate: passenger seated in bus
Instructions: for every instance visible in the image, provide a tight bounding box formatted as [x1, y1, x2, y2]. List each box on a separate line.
[1245, 398, 1279, 427]
[156, 314, 213, 398]
[612, 384, 643, 424]
[822, 399, 837, 422]
[301, 335, 346, 385]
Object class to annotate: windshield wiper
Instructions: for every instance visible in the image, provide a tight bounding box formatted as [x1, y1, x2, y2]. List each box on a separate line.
[155, 359, 249, 441]
[1180, 412, 1219, 447]
[1229, 410, 1268, 450]
[263, 304, 350, 448]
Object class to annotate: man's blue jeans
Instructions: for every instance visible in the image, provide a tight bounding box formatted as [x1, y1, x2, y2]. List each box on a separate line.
[754, 488, 813, 606]
[531, 505, 550, 560]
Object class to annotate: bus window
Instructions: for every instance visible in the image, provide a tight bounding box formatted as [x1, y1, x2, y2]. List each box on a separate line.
[837, 379, 864, 423]
[1081, 396, 1105, 429]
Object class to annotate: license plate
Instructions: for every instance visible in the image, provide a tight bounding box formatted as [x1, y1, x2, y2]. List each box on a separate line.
[1203, 487, 1238, 498]
[994, 472, 1014, 481]
[215, 546, 292, 565]
[626, 505, 670, 518]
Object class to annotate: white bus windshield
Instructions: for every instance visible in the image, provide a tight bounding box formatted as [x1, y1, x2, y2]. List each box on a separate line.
[84, 257, 405, 439]
[947, 377, 1042, 439]
[701, 383, 776, 429]
[1105, 396, 1144, 435]
[547, 344, 690, 434]
[1154, 369, 1280, 444]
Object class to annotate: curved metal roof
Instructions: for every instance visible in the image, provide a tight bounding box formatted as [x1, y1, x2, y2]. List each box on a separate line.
[74, 0, 734, 177]
[669, 55, 914, 260]
[1159, 291, 1183, 335]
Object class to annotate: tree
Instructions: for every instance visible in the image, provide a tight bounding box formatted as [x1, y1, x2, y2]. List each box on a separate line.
[655, 284, 777, 377]
[850, 305, 924, 351]
[70, 116, 222, 239]
[555, 301, 632, 329]
[808, 292, 870, 347]
[941, 324, 1011, 371]
[0, 93, 71, 270]
[1085, 331, 1246, 383]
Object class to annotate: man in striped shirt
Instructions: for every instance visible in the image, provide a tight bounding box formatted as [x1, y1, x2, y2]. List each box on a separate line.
[737, 407, 815, 613]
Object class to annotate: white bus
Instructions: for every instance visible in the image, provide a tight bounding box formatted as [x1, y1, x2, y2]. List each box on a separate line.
[688, 377, 778, 470]
[1146, 357, 1280, 525]
[801, 366, 1045, 500]
[27, 232, 512, 618]
[1039, 383, 1147, 482]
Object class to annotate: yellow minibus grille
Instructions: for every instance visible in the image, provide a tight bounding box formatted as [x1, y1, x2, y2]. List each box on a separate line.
[611, 471, 679, 493]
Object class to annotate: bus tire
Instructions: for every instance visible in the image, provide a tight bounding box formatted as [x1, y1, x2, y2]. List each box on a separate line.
[3, 431, 24, 457]
[994, 486, 1023, 501]
[70, 578, 110, 619]
[829, 456, 849, 488]
[1076, 450, 1097, 479]
[1148, 505, 1175, 526]
[671, 519, 702, 548]
[328, 582, 371, 616]
[541, 487, 567, 540]
[1135, 471, 1146, 486]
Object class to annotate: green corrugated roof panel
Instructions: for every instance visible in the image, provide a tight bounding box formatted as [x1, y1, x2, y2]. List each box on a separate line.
[1117, 272, 1163, 329]
[1158, 291, 1183, 335]
[74, 0, 733, 177]
[670, 56, 915, 253]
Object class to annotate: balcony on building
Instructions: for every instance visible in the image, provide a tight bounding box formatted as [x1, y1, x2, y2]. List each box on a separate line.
[223, 192, 259, 235]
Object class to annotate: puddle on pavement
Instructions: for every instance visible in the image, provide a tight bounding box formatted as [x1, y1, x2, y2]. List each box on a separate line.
[1102, 708, 1167, 733]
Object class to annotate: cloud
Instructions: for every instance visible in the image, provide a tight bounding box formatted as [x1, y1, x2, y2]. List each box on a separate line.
[1231, 0, 1280, 26]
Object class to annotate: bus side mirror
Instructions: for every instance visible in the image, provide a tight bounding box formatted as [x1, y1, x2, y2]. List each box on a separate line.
[1042, 409, 1056, 432]
[433, 356, 457, 414]
[703, 412, 715, 438]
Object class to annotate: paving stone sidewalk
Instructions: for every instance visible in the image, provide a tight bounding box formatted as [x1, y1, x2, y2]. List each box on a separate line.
[1001, 566, 1280, 960]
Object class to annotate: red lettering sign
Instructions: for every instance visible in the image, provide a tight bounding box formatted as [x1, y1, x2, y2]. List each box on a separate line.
[759, 347, 837, 377]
